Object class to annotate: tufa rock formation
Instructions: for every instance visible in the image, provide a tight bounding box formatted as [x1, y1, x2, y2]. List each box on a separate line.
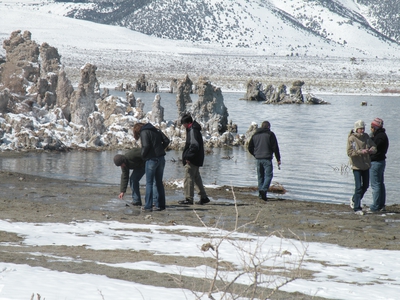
[70, 63, 100, 126]
[241, 78, 329, 105]
[1, 30, 40, 94]
[289, 80, 305, 102]
[0, 30, 249, 151]
[169, 78, 178, 93]
[126, 91, 136, 107]
[190, 78, 229, 135]
[56, 67, 75, 121]
[243, 79, 266, 101]
[176, 74, 193, 119]
[150, 94, 164, 124]
[135, 74, 158, 93]
[39, 42, 62, 76]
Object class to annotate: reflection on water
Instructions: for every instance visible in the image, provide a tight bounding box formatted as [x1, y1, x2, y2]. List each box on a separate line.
[0, 92, 398, 206]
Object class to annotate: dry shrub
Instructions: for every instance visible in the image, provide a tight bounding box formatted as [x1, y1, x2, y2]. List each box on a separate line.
[173, 187, 308, 300]
[381, 88, 400, 94]
[330, 163, 351, 175]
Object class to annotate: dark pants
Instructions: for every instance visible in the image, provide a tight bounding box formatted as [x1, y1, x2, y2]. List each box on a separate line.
[352, 169, 369, 211]
[256, 158, 273, 193]
[129, 167, 145, 205]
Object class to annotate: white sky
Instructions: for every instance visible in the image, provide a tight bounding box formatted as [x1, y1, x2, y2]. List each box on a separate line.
[0, 218, 400, 300]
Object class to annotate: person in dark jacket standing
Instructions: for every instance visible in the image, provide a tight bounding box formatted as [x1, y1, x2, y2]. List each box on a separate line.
[113, 148, 145, 206]
[248, 121, 281, 201]
[133, 122, 170, 211]
[178, 114, 210, 205]
[368, 117, 389, 213]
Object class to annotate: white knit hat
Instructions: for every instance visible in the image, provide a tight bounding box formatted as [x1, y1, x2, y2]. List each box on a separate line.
[354, 120, 365, 131]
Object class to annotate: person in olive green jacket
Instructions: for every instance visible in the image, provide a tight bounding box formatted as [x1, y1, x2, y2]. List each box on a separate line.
[113, 148, 146, 206]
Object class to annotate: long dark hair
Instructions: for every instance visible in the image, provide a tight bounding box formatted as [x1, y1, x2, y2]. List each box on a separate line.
[133, 123, 145, 140]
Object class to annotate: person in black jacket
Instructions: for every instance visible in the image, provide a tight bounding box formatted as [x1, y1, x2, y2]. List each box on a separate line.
[248, 121, 281, 201]
[368, 117, 389, 213]
[114, 148, 157, 207]
[178, 114, 210, 205]
[133, 122, 170, 211]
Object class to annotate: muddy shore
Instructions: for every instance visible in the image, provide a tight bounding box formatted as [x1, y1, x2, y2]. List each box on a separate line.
[0, 170, 399, 299]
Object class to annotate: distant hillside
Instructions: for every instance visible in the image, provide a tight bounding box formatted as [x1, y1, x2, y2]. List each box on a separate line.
[357, 0, 400, 42]
[54, 0, 400, 50]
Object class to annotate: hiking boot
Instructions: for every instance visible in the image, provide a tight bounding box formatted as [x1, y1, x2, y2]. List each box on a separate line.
[260, 191, 268, 201]
[153, 207, 164, 211]
[354, 210, 365, 215]
[196, 197, 210, 205]
[349, 197, 354, 209]
[178, 199, 194, 205]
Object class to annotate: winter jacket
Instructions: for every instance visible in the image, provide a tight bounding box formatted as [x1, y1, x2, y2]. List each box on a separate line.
[119, 148, 144, 193]
[370, 128, 389, 162]
[182, 121, 205, 167]
[140, 123, 170, 161]
[347, 131, 377, 170]
[248, 128, 281, 161]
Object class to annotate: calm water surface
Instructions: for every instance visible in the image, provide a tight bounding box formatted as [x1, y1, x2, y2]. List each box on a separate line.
[1, 92, 399, 206]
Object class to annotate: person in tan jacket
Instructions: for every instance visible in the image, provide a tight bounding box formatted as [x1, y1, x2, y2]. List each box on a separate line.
[347, 120, 377, 215]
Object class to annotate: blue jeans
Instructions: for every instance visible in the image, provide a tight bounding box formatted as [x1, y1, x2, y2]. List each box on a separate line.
[129, 167, 145, 205]
[370, 160, 386, 211]
[256, 159, 273, 193]
[144, 156, 166, 210]
[352, 169, 369, 211]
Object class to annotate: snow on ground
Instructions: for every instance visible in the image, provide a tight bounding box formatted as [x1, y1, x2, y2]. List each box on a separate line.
[0, 219, 399, 300]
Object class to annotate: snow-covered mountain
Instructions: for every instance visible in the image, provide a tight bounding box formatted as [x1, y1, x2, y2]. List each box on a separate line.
[1, 0, 400, 93]
[19, 0, 400, 58]
[2, 0, 400, 58]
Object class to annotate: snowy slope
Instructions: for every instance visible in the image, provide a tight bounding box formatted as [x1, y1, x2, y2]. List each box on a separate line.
[1, 0, 400, 92]
[1, 0, 400, 58]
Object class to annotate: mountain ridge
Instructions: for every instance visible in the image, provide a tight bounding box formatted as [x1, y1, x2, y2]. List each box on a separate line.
[50, 0, 400, 57]
[2, 0, 400, 93]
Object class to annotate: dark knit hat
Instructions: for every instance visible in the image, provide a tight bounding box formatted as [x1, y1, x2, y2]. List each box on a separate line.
[371, 117, 383, 129]
[113, 154, 126, 166]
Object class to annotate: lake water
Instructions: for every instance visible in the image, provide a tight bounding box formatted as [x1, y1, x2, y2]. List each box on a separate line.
[0, 91, 398, 206]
